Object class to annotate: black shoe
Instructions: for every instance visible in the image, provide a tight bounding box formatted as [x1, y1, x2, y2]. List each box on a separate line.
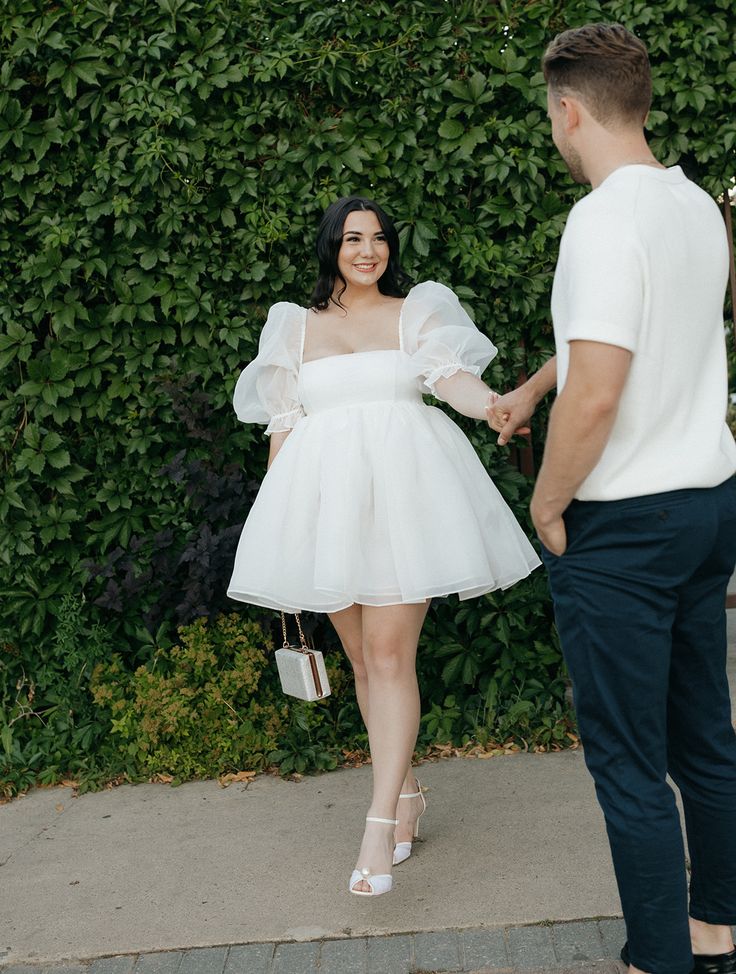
[620, 940, 736, 973]
[692, 946, 736, 974]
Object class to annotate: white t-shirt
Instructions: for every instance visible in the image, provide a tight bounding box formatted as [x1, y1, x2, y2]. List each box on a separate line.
[552, 164, 736, 501]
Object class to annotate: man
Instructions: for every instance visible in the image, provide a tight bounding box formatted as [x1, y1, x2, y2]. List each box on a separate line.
[488, 23, 736, 974]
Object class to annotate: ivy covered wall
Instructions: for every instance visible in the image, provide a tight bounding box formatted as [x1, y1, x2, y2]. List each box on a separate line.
[1, 0, 733, 794]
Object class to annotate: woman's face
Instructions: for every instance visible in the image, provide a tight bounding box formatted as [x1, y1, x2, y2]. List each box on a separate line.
[336, 210, 390, 290]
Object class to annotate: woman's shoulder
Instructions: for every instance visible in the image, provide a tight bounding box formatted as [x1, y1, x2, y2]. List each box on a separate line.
[402, 281, 465, 318]
[404, 280, 460, 304]
[256, 301, 305, 359]
[261, 300, 305, 334]
[265, 300, 306, 319]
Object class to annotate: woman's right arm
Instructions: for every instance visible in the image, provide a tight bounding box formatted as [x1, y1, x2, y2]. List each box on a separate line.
[267, 430, 291, 470]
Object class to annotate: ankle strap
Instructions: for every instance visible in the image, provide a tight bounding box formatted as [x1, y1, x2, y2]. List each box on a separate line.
[366, 815, 398, 825]
[398, 790, 422, 798]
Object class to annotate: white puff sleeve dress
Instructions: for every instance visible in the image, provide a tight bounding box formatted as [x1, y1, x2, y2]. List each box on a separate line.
[227, 281, 540, 613]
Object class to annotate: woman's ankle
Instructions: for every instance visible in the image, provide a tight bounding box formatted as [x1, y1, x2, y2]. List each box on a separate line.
[401, 770, 417, 793]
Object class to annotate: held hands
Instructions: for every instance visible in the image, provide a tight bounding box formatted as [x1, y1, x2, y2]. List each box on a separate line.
[486, 387, 533, 445]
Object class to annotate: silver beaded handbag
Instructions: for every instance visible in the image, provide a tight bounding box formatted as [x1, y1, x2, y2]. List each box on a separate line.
[275, 613, 331, 702]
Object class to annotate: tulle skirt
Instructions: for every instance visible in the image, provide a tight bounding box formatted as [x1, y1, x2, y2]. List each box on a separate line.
[227, 401, 541, 613]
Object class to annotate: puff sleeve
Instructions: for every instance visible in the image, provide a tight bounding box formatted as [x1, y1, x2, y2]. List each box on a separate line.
[402, 281, 497, 398]
[233, 302, 305, 434]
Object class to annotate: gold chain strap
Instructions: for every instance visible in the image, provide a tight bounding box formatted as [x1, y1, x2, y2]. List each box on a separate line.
[281, 611, 307, 650]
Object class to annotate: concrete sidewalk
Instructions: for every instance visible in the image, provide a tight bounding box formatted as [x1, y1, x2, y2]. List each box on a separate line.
[1, 613, 734, 974]
[1, 752, 621, 965]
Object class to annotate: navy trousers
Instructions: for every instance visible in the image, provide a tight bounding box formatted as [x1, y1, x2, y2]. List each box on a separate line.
[541, 477, 736, 974]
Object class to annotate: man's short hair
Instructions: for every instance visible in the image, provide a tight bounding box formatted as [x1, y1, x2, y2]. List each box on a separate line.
[542, 23, 652, 127]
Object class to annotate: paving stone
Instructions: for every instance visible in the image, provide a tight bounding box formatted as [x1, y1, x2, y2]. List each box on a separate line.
[596, 918, 626, 960]
[133, 952, 183, 974]
[551, 921, 605, 964]
[318, 938, 367, 974]
[413, 931, 462, 973]
[497, 964, 620, 974]
[506, 925, 556, 969]
[271, 942, 319, 974]
[45, 967, 90, 974]
[461, 927, 508, 971]
[89, 958, 136, 974]
[0, 968, 50, 974]
[366, 934, 413, 974]
[224, 944, 274, 974]
[177, 948, 227, 974]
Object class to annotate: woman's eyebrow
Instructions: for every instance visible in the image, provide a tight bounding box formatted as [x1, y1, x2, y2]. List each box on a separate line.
[341, 230, 385, 236]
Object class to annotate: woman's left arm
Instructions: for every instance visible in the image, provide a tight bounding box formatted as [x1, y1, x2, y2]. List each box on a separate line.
[433, 371, 499, 420]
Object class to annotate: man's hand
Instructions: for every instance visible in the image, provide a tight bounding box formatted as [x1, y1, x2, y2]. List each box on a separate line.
[486, 386, 534, 445]
[530, 496, 567, 556]
[486, 356, 557, 445]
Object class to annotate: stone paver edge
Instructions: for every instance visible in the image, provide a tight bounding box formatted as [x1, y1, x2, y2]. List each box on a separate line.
[0, 916, 628, 972]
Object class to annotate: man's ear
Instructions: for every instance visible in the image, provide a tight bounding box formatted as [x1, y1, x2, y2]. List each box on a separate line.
[559, 96, 581, 134]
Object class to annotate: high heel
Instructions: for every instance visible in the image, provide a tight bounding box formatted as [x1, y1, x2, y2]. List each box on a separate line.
[349, 816, 398, 897]
[393, 778, 427, 866]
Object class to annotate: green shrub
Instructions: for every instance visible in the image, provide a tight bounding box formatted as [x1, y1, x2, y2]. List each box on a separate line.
[1, 0, 733, 796]
[0, 593, 114, 798]
[88, 612, 368, 781]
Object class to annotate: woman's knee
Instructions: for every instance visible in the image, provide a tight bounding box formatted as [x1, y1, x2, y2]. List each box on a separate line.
[363, 637, 416, 680]
[341, 637, 368, 680]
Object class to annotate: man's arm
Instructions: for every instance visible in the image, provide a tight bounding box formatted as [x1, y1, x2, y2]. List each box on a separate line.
[486, 356, 557, 445]
[531, 341, 631, 555]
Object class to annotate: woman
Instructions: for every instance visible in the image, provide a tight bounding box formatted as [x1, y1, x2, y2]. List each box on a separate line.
[228, 196, 540, 896]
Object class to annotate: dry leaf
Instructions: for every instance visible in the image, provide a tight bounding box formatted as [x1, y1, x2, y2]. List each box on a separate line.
[218, 770, 257, 788]
[55, 803, 64, 812]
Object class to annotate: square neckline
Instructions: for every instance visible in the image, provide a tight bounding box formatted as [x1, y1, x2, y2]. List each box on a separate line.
[299, 296, 409, 367]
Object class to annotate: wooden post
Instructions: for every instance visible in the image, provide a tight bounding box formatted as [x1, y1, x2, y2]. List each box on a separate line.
[725, 184, 736, 344]
[511, 339, 535, 477]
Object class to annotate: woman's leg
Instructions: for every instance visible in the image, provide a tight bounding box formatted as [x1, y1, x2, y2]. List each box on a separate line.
[329, 604, 370, 725]
[328, 603, 427, 852]
[351, 600, 430, 892]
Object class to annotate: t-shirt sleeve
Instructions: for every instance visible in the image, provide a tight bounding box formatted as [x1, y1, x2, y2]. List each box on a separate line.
[560, 204, 645, 353]
[232, 302, 305, 434]
[402, 281, 497, 397]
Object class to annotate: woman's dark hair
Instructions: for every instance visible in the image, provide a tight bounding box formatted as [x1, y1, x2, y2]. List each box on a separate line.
[310, 196, 412, 311]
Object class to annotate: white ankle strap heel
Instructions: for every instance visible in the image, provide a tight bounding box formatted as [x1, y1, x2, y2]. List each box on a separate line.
[349, 816, 398, 897]
[393, 778, 427, 866]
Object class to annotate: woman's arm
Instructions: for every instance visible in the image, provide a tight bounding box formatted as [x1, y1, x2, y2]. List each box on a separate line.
[267, 430, 291, 470]
[432, 371, 499, 420]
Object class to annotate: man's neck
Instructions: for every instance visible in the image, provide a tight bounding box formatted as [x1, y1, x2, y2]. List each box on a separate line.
[586, 135, 665, 189]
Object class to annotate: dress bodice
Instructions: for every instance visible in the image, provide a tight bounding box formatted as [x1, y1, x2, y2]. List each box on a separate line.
[298, 349, 423, 416]
[232, 281, 497, 434]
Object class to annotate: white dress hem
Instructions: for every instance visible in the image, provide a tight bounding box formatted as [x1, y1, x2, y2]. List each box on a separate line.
[226, 561, 540, 615]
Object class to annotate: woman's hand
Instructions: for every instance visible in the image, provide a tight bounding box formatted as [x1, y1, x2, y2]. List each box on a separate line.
[486, 387, 533, 444]
[267, 429, 291, 470]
